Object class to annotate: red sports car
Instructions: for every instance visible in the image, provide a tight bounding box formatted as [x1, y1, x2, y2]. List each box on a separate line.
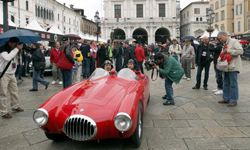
[33, 68, 150, 147]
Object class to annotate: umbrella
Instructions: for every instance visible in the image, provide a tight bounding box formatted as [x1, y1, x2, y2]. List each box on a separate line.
[0, 29, 41, 46]
[240, 40, 249, 45]
[63, 34, 81, 40]
[181, 36, 195, 41]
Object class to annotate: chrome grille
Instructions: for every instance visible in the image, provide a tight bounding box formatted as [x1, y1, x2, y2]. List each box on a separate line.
[63, 115, 97, 141]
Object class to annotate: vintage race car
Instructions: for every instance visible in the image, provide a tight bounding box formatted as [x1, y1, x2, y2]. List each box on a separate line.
[33, 68, 150, 147]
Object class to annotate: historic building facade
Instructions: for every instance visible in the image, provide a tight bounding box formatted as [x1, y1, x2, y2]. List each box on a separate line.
[0, 0, 97, 36]
[180, 1, 210, 37]
[101, 0, 180, 44]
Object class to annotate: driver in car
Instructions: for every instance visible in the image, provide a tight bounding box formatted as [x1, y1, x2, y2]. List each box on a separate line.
[103, 60, 114, 72]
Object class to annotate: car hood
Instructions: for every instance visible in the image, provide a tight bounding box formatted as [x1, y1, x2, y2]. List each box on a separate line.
[42, 77, 138, 122]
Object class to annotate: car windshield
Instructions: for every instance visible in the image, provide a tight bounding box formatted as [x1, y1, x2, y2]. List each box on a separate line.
[89, 68, 109, 81]
[117, 68, 137, 81]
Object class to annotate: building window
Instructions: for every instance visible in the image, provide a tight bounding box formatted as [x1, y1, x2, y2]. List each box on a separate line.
[136, 4, 143, 18]
[221, 0, 225, 7]
[58, 14, 60, 21]
[26, 0, 29, 11]
[26, 17, 29, 25]
[187, 11, 189, 17]
[215, 1, 219, 9]
[200, 17, 202, 21]
[38, 6, 40, 17]
[236, 5, 238, 15]
[215, 12, 219, 22]
[41, 7, 43, 18]
[210, 4, 214, 10]
[114, 4, 121, 18]
[248, 18, 250, 30]
[64, 16, 66, 22]
[35, 5, 37, 16]
[196, 17, 199, 21]
[64, 27, 66, 33]
[69, 18, 71, 24]
[11, 15, 15, 23]
[194, 8, 200, 14]
[221, 24, 225, 31]
[238, 21, 241, 32]
[240, 4, 243, 15]
[69, 28, 71, 33]
[11, 1, 14, 6]
[221, 10, 225, 21]
[159, 3, 166, 17]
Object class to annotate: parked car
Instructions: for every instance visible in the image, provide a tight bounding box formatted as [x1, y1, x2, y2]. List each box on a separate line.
[33, 68, 150, 147]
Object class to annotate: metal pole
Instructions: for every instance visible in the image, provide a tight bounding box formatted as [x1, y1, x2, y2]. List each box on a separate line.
[3, 1, 9, 32]
[96, 23, 99, 42]
[18, 0, 20, 28]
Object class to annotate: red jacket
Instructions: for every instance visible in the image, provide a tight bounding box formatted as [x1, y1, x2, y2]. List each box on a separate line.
[50, 48, 61, 63]
[135, 46, 145, 62]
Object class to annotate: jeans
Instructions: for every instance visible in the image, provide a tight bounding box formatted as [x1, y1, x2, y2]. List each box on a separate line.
[82, 58, 90, 78]
[214, 63, 223, 89]
[223, 72, 239, 102]
[61, 69, 73, 89]
[165, 77, 174, 102]
[32, 68, 49, 90]
[196, 63, 211, 88]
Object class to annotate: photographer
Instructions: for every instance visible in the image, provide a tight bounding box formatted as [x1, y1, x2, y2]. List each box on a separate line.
[153, 53, 184, 106]
[0, 37, 24, 119]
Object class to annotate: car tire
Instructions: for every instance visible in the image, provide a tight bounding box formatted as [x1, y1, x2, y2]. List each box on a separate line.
[45, 132, 67, 141]
[131, 103, 143, 148]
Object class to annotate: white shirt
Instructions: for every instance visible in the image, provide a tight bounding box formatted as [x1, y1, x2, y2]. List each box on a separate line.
[169, 44, 182, 55]
[0, 48, 19, 74]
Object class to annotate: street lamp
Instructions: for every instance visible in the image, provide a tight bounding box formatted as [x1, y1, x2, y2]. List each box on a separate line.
[1, 0, 15, 32]
[94, 10, 101, 42]
[206, 8, 215, 40]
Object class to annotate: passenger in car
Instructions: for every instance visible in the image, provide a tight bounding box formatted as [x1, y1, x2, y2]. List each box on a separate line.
[127, 59, 144, 79]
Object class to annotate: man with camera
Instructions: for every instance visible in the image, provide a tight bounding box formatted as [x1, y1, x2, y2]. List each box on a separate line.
[0, 37, 24, 119]
[153, 53, 184, 105]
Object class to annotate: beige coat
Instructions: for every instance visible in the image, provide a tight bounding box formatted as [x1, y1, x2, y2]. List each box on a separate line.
[225, 38, 243, 72]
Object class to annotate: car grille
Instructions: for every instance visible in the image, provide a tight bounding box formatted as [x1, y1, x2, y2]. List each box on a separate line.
[63, 115, 97, 141]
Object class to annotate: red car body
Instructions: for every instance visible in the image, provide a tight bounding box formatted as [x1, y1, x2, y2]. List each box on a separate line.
[34, 68, 150, 146]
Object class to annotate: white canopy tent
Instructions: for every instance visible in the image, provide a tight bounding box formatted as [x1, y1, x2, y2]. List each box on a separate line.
[200, 29, 220, 38]
[48, 25, 63, 35]
[25, 20, 46, 32]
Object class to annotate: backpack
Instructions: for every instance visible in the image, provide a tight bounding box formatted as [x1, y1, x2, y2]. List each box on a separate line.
[56, 48, 74, 70]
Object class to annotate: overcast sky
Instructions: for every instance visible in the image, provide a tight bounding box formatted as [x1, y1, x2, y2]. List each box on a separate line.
[56, 0, 203, 20]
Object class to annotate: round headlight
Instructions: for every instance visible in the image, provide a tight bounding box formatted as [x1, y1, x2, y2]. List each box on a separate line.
[114, 112, 132, 132]
[33, 108, 48, 126]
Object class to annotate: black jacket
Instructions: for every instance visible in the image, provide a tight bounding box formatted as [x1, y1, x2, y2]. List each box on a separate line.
[32, 48, 45, 70]
[212, 42, 223, 64]
[196, 43, 215, 66]
[80, 44, 91, 59]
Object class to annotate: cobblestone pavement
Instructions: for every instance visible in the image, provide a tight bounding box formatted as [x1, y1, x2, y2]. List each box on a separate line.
[0, 61, 250, 150]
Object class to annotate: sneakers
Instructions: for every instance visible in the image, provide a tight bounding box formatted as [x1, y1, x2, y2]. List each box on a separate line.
[214, 90, 223, 95]
[192, 86, 200, 90]
[12, 107, 24, 112]
[162, 95, 167, 99]
[183, 76, 187, 79]
[186, 78, 191, 81]
[203, 87, 208, 90]
[228, 102, 238, 107]
[58, 81, 63, 85]
[163, 101, 175, 106]
[51, 81, 56, 85]
[45, 83, 49, 90]
[2, 113, 12, 119]
[29, 89, 38, 92]
[212, 89, 219, 92]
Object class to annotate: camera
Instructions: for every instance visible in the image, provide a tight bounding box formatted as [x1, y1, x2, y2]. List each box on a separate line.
[144, 59, 156, 71]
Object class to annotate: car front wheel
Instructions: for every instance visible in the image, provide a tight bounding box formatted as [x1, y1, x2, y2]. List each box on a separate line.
[131, 104, 143, 148]
[45, 132, 67, 141]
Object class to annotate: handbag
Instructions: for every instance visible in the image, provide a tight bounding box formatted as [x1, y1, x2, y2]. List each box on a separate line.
[56, 49, 74, 70]
[216, 59, 229, 71]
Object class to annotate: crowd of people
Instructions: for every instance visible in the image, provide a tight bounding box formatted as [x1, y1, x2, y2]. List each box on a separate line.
[0, 31, 244, 118]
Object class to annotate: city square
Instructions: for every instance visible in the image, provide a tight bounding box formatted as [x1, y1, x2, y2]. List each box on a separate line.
[1, 0, 250, 150]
